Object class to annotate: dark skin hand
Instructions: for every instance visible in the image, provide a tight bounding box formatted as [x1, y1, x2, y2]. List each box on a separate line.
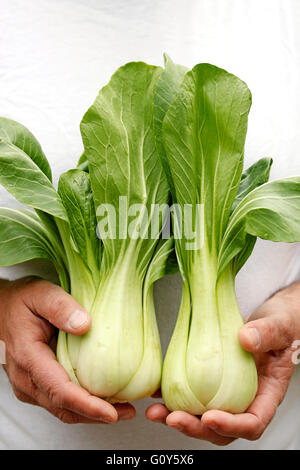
[0, 277, 136, 424]
[146, 282, 300, 446]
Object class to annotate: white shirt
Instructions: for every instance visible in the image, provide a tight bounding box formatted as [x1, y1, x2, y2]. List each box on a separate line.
[0, 0, 299, 450]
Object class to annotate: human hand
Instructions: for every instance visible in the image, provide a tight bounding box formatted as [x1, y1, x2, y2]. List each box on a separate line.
[146, 282, 300, 445]
[0, 277, 136, 424]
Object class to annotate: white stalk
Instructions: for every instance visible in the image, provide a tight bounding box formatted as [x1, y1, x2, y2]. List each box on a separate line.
[162, 251, 257, 414]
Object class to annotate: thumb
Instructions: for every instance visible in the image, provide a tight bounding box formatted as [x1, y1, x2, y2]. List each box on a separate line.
[22, 279, 91, 335]
[239, 313, 294, 353]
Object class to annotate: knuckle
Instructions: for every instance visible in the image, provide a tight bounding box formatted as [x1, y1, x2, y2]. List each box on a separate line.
[13, 387, 29, 404]
[23, 276, 43, 288]
[282, 316, 295, 346]
[47, 294, 68, 322]
[264, 312, 294, 350]
[26, 376, 38, 400]
[9, 342, 39, 372]
[7, 340, 26, 368]
[214, 438, 235, 447]
[21, 277, 44, 298]
[13, 353, 24, 369]
[9, 366, 38, 403]
[46, 384, 63, 407]
[55, 409, 80, 424]
[248, 426, 264, 441]
[263, 320, 275, 346]
[20, 351, 36, 373]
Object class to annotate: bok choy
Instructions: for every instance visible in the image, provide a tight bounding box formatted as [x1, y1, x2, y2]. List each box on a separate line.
[157, 63, 300, 414]
[0, 62, 174, 403]
[1, 55, 300, 414]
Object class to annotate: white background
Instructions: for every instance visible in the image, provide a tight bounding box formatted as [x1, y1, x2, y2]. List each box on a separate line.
[0, 0, 299, 450]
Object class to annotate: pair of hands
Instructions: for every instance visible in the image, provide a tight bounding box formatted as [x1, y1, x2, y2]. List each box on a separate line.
[0, 277, 299, 445]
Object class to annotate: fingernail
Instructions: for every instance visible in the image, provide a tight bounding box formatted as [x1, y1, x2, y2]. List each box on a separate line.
[68, 309, 89, 330]
[247, 327, 261, 350]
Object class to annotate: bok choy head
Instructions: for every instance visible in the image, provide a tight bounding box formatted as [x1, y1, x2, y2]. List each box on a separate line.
[0, 62, 175, 403]
[158, 63, 300, 414]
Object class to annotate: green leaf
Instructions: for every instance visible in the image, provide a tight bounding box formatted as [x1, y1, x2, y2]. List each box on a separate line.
[219, 177, 300, 274]
[58, 169, 100, 276]
[145, 237, 176, 289]
[162, 63, 252, 275]
[77, 152, 89, 172]
[0, 141, 67, 220]
[165, 246, 179, 275]
[154, 54, 188, 194]
[0, 208, 54, 266]
[80, 61, 169, 275]
[230, 233, 256, 275]
[0, 117, 52, 180]
[231, 157, 273, 213]
[230, 157, 273, 273]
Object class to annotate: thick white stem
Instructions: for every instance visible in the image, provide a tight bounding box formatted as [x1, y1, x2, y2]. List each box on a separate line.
[74, 254, 144, 398]
[207, 264, 258, 412]
[113, 284, 162, 402]
[162, 253, 258, 414]
[162, 282, 206, 414]
[186, 251, 223, 405]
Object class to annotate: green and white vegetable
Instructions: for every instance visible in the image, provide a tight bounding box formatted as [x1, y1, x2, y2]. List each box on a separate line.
[158, 63, 300, 414]
[0, 62, 175, 403]
[0, 56, 300, 413]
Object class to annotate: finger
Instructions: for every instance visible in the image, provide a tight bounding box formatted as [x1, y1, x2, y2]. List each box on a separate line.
[166, 411, 235, 446]
[201, 409, 263, 440]
[3, 352, 39, 403]
[146, 403, 169, 423]
[25, 341, 133, 423]
[12, 386, 38, 406]
[9, 367, 105, 423]
[10, 362, 126, 424]
[35, 391, 115, 424]
[7, 362, 39, 406]
[239, 313, 294, 353]
[22, 279, 91, 335]
[13, 384, 112, 423]
[113, 403, 136, 421]
[201, 369, 286, 441]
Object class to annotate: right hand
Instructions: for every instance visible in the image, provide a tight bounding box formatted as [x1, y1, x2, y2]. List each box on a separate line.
[0, 277, 136, 424]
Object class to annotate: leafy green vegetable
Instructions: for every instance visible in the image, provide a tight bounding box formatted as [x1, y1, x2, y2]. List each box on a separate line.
[58, 169, 100, 278]
[0, 208, 54, 265]
[77, 152, 89, 172]
[231, 157, 273, 213]
[159, 63, 300, 414]
[67, 62, 170, 400]
[0, 141, 66, 219]
[1, 56, 299, 413]
[0, 117, 52, 180]
[0, 61, 174, 403]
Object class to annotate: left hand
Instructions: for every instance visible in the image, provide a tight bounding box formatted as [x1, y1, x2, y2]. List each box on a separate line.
[146, 282, 300, 446]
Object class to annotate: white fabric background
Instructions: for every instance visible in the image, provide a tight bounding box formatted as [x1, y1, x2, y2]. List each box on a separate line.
[0, 0, 300, 450]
